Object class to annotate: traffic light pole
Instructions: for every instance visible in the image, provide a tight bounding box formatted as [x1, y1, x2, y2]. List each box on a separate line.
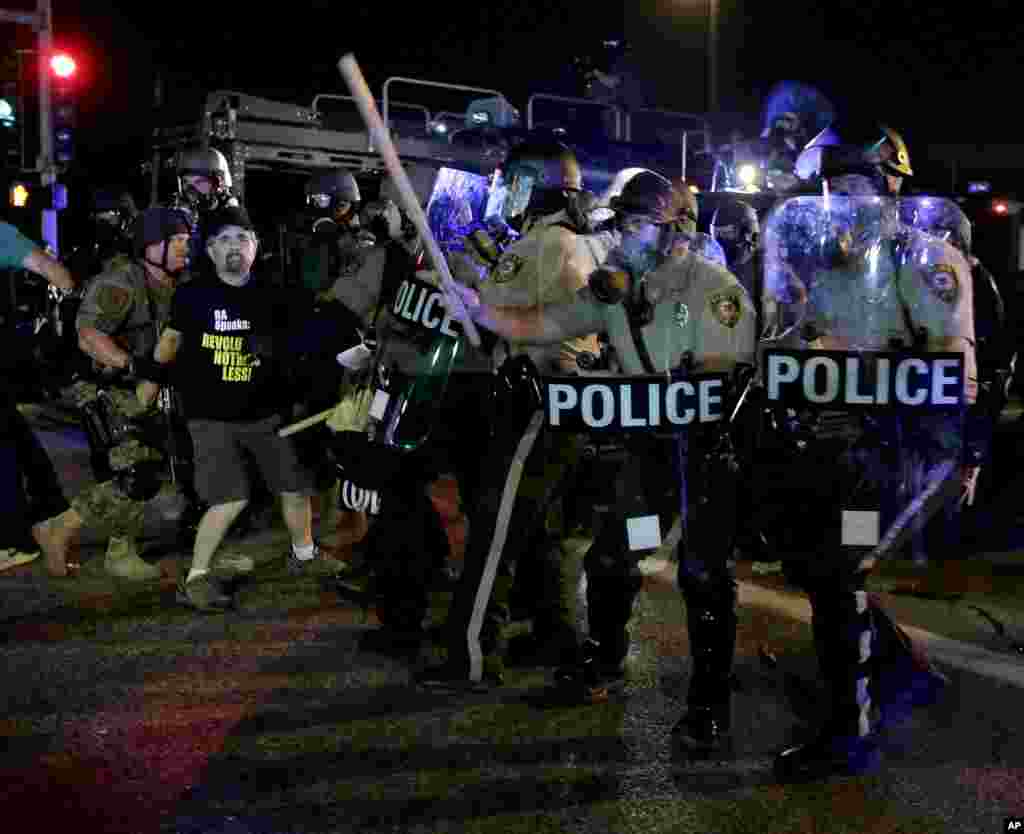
[36, 0, 54, 188]
[36, 0, 58, 253]
[0, 0, 59, 252]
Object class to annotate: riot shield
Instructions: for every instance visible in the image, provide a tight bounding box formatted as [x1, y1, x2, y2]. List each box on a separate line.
[751, 194, 973, 566]
[364, 270, 463, 452]
[674, 230, 728, 268]
[897, 196, 972, 256]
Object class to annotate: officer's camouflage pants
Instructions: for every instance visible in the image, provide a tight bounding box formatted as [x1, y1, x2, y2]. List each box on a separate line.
[66, 381, 164, 538]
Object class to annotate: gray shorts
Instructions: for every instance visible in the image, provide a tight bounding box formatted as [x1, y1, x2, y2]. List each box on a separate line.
[187, 414, 315, 506]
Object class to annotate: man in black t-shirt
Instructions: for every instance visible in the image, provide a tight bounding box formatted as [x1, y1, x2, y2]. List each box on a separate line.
[144, 207, 342, 611]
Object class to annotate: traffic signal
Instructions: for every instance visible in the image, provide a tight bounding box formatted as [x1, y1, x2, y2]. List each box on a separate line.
[52, 89, 75, 165]
[50, 53, 77, 81]
[50, 51, 78, 165]
[10, 181, 30, 208]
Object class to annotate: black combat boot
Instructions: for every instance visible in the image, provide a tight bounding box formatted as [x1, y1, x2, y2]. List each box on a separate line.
[552, 575, 637, 703]
[672, 598, 737, 756]
[869, 597, 948, 731]
[774, 589, 881, 782]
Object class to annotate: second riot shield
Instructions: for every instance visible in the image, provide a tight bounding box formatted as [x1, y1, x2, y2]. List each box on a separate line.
[751, 194, 973, 567]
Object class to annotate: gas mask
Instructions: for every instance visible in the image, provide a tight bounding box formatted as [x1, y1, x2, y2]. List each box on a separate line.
[589, 266, 655, 328]
[617, 215, 677, 277]
[179, 174, 232, 215]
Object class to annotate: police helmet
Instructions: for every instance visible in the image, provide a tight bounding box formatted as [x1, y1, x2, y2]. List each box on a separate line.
[500, 139, 583, 222]
[611, 170, 681, 224]
[306, 169, 361, 209]
[711, 199, 760, 264]
[177, 147, 233, 190]
[504, 139, 582, 191]
[132, 207, 191, 258]
[795, 121, 913, 186]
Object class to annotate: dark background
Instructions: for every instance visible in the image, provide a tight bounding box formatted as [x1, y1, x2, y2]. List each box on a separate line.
[1, 1, 1021, 191]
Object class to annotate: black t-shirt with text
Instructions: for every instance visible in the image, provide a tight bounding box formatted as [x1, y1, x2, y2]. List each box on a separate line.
[168, 275, 295, 422]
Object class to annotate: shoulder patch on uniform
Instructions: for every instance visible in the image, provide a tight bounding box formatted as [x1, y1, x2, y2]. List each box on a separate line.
[708, 290, 742, 329]
[97, 284, 132, 316]
[494, 252, 525, 284]
[925, 263, 959, 305]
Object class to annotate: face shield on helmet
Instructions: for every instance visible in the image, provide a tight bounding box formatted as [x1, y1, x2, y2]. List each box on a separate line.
[498, 141, 582, 225]
[176, 148, 233, 213]
[306, 169, 361, 228]
[501, 170, 536, 223]
[797, 122, 913, 198]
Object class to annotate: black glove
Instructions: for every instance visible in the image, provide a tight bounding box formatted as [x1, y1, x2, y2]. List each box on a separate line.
[129, 355, 171, 385]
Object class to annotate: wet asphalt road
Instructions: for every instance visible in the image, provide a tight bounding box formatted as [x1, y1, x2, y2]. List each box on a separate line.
[2, 403, 1024, 834]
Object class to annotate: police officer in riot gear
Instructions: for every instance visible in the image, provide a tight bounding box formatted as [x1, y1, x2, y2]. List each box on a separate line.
[438, 173, 754, 753]
[711, 199, 761, 305]
[753, 126, 975, 780]
[899, 199, 1016, 533]
[795, 121, 914, 198]
[171, 147, 241, 275]
[48, 208, 197, 582]
[302, 169, 370, 294]
[176, 147, 237, 215]
[417, 140, 617, 688]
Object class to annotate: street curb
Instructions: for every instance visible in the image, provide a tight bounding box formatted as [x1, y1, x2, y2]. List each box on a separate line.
[639, 557, 1024, 689]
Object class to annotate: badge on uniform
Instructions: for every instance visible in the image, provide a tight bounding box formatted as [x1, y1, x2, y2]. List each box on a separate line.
[494, 253, 525, 283]
[708, 291, 742, 329]
[673, 302, 689, 329]
[925, 264, 959, 305]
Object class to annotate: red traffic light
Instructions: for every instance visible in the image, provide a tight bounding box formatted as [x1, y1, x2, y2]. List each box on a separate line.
[50, 53, 76, 79]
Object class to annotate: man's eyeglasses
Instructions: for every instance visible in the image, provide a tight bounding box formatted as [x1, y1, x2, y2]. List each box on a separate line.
[211, 231, 256, 246]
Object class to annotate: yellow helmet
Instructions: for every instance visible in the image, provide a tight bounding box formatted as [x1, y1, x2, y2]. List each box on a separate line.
[877, 126, 913, 177]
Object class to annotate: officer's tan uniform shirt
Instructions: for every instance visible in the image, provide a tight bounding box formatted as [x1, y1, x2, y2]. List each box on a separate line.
[480, 211, 603, 374]
[541, 249, 756, 375]
[797, 231, 977, 403]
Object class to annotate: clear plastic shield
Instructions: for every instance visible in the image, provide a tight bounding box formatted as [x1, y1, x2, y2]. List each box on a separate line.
[761, 195, 974, 360]
[755, 194, 974, 565]
[897, 196, 972, 256]
[673, 230, 727, 268]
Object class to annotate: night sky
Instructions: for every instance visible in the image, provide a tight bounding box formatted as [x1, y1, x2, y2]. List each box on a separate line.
[5, 1, 1022, 189]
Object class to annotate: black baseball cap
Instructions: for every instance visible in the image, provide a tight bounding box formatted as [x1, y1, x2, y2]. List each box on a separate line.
[206, 205, 255, 237]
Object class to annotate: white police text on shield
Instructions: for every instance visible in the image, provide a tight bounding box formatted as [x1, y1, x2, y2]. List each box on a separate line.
[392, 275, 461, 338]
[764, 349, 965, 410]
[544, 375, 727, 432]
